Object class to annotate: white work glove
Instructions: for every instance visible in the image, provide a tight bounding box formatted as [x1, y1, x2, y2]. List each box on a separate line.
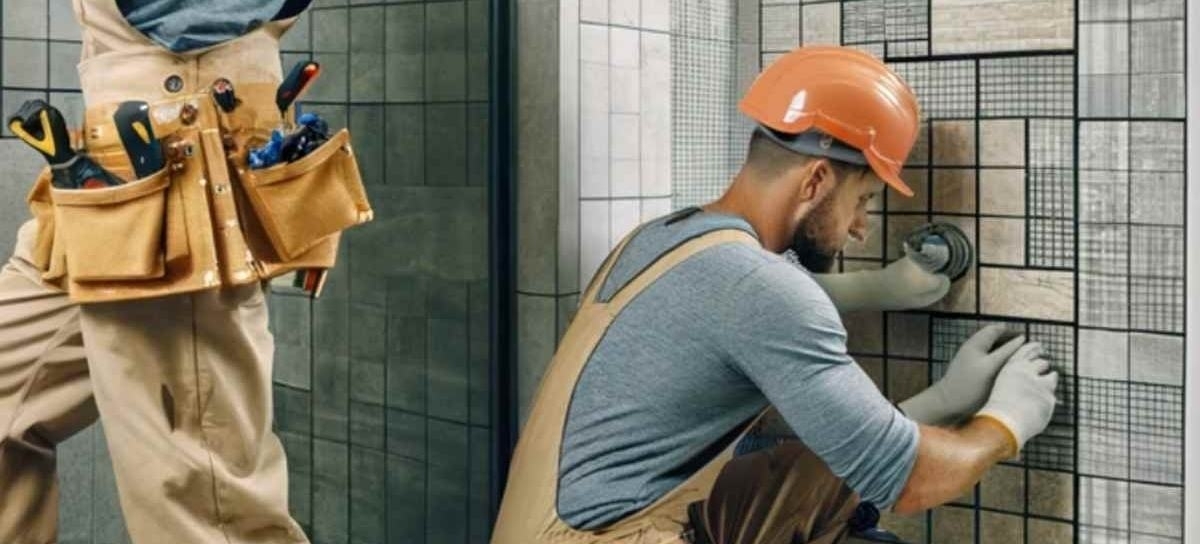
[976, 342, 1059, 457]
[809, 257, 950, 312]
[898, 324, 1026, 426]
[803, 232, 955, 312]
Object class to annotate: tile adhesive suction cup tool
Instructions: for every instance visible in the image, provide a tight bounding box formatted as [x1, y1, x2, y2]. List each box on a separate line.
[903, 222, 973, 282]
[113, 100, 165, 179]
[7, 99, 123, 189]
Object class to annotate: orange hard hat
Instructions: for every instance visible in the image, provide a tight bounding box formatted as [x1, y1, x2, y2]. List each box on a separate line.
[740, 46, 921, 197]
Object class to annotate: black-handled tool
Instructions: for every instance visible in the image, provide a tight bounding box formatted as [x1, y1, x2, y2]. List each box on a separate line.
[276, 60, 320, 117]
[8, 99, 122, 189]
[113, 101, 165, 179]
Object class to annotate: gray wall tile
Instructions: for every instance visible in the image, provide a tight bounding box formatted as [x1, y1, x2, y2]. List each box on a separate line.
[385, 4, 425, 102]
[387, 455, 425, 539]
[48, 0, 79, 41]
[349, 447, 387, 543]
[387, 408, 426, 461]
[313, 439, 350, 544]
[4, 39, 49, 88]
[427, 318, 470, 422]
[386, 104, 426, 185]
[313, 8, 350, 53]
[92, 428, 131, 544]
[280, 430, 314, 531]
[271, 293, 313, 390]
[425, 103, 468, 185]
[425, 1, 467, 101]
[350, 400, 385, 450]
[426, 419, 468, 542]
[57, 428, 93, 542]
[3, 0, 48, 39]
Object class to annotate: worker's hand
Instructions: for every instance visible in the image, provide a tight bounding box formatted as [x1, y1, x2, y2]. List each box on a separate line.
[976, 342, 1059, 457]
[808, 257, 950, 312]
[898, 324, 1026, 425]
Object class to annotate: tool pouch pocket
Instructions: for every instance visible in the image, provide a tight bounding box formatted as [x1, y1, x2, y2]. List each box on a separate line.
[237, 129, 372, 261]
[50, 169, 170, 281]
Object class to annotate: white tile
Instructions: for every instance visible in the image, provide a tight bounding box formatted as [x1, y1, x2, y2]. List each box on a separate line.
[761, 5, 801, 51]
[610, 0, 639, 26]
[580, 24, 609, 64]
[640, 158, 672, 198]
[580, 111, 610, 197]
[802, 3, 840, 45]
[610, 113, 640, 159]
[610, 199, 641, 244]
[579, 201, 611, 289]
[581, 0, 609, 24]
[610, 158, 641, 197]
[1078, 328, 1129, 381]
[1129, 333, 1183, 386]
[1079, 477, 1129, 531]
[610, 26, 640, 68]
[1079, 22, 1129, 76]
[931, 0, 1074, 55]
[610, 66, 640, 113]
[581, 61, 610, 114]
[980, 267, 1074, 322]
[641, 0, 670, 31]
[641, 198, 673, 222]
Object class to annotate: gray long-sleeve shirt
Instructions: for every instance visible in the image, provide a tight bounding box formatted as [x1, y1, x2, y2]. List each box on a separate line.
[557, 209, 919, 529]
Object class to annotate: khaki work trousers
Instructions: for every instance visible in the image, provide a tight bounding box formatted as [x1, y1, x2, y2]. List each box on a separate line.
[0, 220, 306, 544]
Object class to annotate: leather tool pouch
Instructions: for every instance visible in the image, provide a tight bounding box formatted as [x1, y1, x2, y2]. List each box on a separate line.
[50, 167, 170, 281]
[237, 129, 371, 261]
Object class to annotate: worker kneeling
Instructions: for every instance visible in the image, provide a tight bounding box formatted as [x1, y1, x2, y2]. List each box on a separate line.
[494, 46, 1058, 544]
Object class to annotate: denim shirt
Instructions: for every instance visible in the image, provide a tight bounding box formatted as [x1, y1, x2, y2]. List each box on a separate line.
[117, 0, 310, 52]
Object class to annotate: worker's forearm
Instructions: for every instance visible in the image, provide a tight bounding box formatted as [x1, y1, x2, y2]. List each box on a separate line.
[891, 416, 1013, 515]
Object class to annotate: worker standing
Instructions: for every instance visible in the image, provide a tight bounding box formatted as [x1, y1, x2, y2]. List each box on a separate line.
[0, 1, 371, 542]
[493, 46, 1057, 544]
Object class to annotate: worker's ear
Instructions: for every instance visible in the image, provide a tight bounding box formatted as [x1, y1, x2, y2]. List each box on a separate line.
[791, 158, 837, 204]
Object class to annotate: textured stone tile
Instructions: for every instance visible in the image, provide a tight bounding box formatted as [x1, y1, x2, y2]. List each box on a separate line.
[886, 358, 928, 404]
[349, 447, 386, 543]
[275, 385, 313, 434]
[280, 430, 313, 531]
[932, 169, 976, 214]
[856, 356, 885, 392]
[387, 454, 425, 539]
[878, 511, 927, 543]
[385, 4, 425, 102]
[979, 218, 1025, 266]
[1080, 22, 1128, 76]
[1130, 333, 1183, 386]
[887, 313, 929, 359]
[885, 214, 929, 261]
[386, 408, 426, 461]
[427, 318, 470, 423]
[979, 119, 1025, 167]
[980, 268, 1074, 322]
[313, 439, 350, 544]
[980, 169, 1024, 217]
[1130, 483, 1182, 538]
[932, 121, 976, 166]
[1078, 328, 1128, 381]
[1028, 519, 1074, 543]
[270, 293, 313, 390]
[980, 511, 1024, 544]
[932, 505, 974, 543]
[3, 0, 47, 39]
[349, 401, 385, 450]
[1081, 74, 1131, 118]
[517, 294, 557, 427]
[1029, 469, 1074, 519]
[1080, 0, 1127, 21]
[843, 311, 884, 355]
[425, 1, 467, 101]
[980, 464, 1025, 512]
[1132, 74, 1185, 118]
[312, 8, 349, 52]
[425, 103, 468, 186]
[889, 169, 928, 212]
[931, 0, 1073, 54]
[802, 3, 840, 45]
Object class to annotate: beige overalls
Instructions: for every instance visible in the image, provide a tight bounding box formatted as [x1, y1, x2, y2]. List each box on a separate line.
[0, 1, 370, 542]
[494, 228, 863, 544]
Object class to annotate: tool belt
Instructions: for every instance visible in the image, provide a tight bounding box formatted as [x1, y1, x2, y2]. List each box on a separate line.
[25, 83, 373, 303]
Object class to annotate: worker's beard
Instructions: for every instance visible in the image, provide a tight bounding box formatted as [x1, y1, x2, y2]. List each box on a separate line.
[788, 196, 841, 274]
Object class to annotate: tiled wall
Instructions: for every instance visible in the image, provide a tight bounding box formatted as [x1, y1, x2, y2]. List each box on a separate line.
[761, 0, 1188, 542]
[1, 1, 493, 542]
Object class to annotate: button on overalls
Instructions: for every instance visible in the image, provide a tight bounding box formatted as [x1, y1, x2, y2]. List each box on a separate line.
[494, 228, 862, 544]
[0, 1, 373, 542]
